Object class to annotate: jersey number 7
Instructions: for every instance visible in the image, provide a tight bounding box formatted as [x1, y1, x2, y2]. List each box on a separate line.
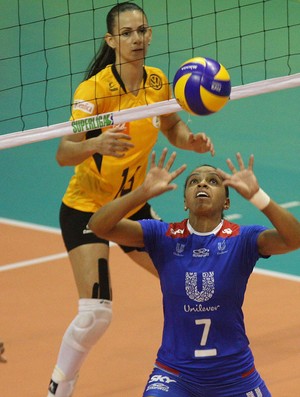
[194, 319, 217, 358]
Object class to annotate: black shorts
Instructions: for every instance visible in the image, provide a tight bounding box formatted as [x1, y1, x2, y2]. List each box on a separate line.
[59, 202, 161, 253]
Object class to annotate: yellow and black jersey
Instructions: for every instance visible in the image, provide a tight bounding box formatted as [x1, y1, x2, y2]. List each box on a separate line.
[63, 64, 172, 216]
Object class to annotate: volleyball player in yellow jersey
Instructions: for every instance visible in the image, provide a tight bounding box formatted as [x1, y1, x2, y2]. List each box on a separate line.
[47, 3, 215, 397]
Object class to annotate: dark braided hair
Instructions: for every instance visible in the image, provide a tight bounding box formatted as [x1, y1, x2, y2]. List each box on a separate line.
[85, 2, 146, 80]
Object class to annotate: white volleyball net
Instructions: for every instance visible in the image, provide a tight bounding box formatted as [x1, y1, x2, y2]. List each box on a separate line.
[1, 0, 300, 149]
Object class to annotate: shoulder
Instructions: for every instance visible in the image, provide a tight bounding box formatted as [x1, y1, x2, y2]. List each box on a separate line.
[71, 66, 114, 116]
[166, 219, 190, 238]
[75, 65, 113, 92]
[216, 220, 241, 238]
[217, 219, 267, 240]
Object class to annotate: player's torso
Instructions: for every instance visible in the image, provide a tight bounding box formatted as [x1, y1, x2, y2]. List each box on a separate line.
[63, 65, 171, 213]
[142, 220, 262, 368]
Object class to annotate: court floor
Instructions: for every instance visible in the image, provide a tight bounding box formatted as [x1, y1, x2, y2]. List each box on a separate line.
[0, 219, 299, 397]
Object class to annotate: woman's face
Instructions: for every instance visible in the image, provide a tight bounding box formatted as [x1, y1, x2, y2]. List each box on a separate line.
[184, 166, 229, 216]
[106, 10, 152, 64]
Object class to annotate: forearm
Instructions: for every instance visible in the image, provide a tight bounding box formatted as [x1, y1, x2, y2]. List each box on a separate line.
[164, 119, 191, 149]
[56, 137, 96, 166]
[262, 200, 300, 251]
[88, 185, 148, 236]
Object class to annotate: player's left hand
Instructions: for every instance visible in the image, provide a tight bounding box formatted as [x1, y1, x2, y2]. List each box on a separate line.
[217, 152, 260, 200]
[188, 132, 215, 156]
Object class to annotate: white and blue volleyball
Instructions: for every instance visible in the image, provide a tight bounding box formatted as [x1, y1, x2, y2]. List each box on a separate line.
[173, 57, 231, 116]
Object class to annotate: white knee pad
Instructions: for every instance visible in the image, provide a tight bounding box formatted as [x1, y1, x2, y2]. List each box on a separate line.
[63, 299, 112, 352]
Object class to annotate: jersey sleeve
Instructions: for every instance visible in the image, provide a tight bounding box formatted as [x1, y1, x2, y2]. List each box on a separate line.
[240, 224, 269, 274]
[138, 219, 168, 267]
[70, 79, 99, 120]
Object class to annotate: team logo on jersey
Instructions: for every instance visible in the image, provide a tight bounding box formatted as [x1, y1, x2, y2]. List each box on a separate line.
[170, 227, 185, 236]
[109, 82, 118, 91]
[222, 227, 233, 235]
[185, 271, 215, 302]
[217, 240, 228, 255]
[174, 243, 185, 256]
[192, 248, 210, 257]
[149, 74, 163, 90]
[73, 99, 94, 114]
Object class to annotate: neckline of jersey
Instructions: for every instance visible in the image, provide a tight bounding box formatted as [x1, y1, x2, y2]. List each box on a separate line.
[111, 63, 147, 94]
[187, 219, 224, 236]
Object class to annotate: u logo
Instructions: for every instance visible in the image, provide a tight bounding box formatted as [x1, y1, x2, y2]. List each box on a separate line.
[185, 272, 215, 302]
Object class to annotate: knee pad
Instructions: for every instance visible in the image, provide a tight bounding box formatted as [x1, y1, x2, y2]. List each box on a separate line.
[63, 299, 112, 352]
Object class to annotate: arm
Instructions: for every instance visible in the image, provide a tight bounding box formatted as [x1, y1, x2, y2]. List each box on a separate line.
[88, 149, 187, 246]
[160, 113, 215, 156]
[217, 153, 300, 256]
[56, 124, 134, 166]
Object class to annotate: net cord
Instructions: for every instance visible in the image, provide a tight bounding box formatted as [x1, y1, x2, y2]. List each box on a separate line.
[1, 73, 300, 150]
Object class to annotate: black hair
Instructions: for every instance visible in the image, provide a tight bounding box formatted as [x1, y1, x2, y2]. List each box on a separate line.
[184, 164, 229, 198]
[85, 2, 147, 80]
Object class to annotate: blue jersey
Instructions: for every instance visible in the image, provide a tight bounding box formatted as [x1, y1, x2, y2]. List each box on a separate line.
[139, 218, 269, 386]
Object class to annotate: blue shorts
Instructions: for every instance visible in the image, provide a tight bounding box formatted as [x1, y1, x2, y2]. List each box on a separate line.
[142, 367, 272, 397]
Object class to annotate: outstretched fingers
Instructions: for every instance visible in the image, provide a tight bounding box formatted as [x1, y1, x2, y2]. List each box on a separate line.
[151, 148, 177, 171]
[225, 152, 254, 174]
[149, 149, 187, 190]
[171, 163, 187, 181]
[247, 153, 254, 170]
[235, 152, 245, 170]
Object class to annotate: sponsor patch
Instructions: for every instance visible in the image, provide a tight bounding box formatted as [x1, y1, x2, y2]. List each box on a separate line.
[73, 100, 95, 114]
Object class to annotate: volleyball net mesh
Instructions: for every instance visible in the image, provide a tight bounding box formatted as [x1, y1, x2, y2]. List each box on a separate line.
[1, 0, 300, 149]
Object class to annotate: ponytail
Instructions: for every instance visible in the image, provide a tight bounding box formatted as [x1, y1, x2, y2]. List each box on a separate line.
[84, 42, 115, 80]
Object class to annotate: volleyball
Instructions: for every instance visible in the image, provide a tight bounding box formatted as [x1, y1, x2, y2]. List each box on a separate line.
[173, 57, 231, 116]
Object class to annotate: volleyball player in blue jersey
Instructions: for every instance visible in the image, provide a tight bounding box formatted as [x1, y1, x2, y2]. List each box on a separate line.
[88, 149, 300, 397]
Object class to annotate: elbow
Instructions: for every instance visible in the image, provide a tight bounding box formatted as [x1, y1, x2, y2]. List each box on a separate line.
[289, 238, 300, 251]
[56, 150, 65, 166]
[56, 151, 68, 167]
[286, 229, 300, 251]
[88, 217, 103, 238]
[88, 218, 97, 236]
[56, 156, 64, 167]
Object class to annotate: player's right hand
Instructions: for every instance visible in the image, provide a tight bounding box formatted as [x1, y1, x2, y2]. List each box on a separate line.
[93, 123, 134, 157]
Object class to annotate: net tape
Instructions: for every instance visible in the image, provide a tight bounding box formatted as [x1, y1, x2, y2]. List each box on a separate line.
[1, 73, 300, 150]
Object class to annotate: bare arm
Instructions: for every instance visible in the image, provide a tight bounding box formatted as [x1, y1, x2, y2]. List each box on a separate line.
[88, 149, 187, 246]
[56, 124, 134, 166]
[160, 113, 215, 156]
[217, 153, 300, 256]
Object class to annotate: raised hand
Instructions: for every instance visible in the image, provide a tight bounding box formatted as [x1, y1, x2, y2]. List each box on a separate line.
[93, 123, 134, 157]
[187, 132, 215, 157]
[217, 152, 260, 200]
[142, 148, 187, 200]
